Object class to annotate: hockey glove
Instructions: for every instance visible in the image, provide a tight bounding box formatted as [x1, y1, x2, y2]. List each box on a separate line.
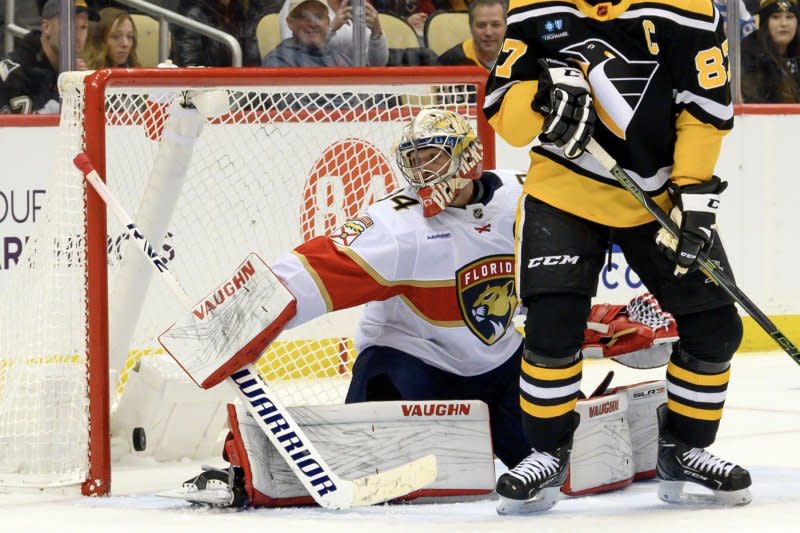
[582, 293, 677, 369]
[655, 176, 727, 277]
[532, 58, 596, 159]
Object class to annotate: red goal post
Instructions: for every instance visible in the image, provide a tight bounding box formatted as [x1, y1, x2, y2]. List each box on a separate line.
[0, 67, 493, 496]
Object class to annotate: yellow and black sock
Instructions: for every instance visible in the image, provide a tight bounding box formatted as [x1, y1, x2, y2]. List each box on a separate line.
[665, 349, 730, 448]
[519, 349, 583, 451]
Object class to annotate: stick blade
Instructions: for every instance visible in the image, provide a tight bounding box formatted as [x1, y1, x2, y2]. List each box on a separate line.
[349, 454, 437, 507]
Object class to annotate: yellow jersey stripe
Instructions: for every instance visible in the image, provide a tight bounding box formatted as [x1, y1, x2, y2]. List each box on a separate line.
[523, 159, 673, 227]
[487, 81, 541, 147]
[672, 110, 727, 187]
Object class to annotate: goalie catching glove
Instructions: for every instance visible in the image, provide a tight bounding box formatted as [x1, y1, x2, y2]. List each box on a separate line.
[582, 293, 678, 368]
[655, 176, 727, 277]
[532, 58, 596, 159]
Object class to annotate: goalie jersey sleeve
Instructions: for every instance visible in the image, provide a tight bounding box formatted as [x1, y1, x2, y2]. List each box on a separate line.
[484, 0, 733, 227]
[270, 170, 525, 377]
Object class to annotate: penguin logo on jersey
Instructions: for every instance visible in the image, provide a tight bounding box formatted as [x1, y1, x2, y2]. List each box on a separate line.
[560, 39, 659, 139]
[456, 255, 517, 345]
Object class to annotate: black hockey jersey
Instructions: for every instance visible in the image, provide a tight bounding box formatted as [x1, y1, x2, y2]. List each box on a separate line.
[437, 39, 489, 70]
[0, 30, 60, 114]
[484, 0, 733, 227]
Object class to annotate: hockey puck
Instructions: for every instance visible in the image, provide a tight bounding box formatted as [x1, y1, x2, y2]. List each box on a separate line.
[132, 427, 147, 452]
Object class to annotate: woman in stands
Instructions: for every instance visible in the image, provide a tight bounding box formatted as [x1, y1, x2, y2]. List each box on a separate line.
[741, 0, 800, 102]
[81, 7, 141, 68]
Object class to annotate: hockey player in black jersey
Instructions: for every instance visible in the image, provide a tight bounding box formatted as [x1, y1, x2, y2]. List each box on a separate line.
[484, 0, 750, 514]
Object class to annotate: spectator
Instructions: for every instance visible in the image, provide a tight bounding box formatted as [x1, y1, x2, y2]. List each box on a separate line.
[263, 0, 353, 66]
[0, 0, 96, 114]
[81, 8, 141, 68]
[410, 0, 466, 37]
[437, 0, 506, 70]
[279, 0, 388, 65]
[741, 0, 800, 102]
[170, 0, 260, 67]
[714, 0, 756, 40]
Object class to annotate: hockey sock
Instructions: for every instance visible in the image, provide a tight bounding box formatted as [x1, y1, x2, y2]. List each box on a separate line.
[519, 349, 583, 451]
[665, 348, 730, 448]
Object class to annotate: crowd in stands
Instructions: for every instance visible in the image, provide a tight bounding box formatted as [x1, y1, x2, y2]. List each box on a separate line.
[1, 0, 799, 113]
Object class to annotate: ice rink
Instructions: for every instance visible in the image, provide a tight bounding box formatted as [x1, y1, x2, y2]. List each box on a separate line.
[3, 351, 799, 533]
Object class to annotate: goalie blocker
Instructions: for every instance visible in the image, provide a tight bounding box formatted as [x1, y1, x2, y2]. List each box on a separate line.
[158, 253, 297, 389]
[163, 380, 666, 507]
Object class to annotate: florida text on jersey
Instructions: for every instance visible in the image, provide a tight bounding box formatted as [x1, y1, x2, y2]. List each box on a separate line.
[269, 170, 524, 377]
[484, 0, 733, 227]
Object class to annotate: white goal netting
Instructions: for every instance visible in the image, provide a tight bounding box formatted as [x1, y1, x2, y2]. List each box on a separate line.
[0, 68, 488, 493]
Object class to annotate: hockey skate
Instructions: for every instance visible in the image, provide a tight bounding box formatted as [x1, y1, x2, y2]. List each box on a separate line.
[495, 443, 571, 514]
[157, 465, 248, 508]
[656, 404, 751, 506]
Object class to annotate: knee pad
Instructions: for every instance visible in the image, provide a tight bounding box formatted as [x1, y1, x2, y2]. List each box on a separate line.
[674, 304, 742, 363]
[524, 293, 591, 358]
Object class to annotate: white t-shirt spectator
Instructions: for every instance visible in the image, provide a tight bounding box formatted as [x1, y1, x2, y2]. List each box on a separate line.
[279, 0, 388, 66]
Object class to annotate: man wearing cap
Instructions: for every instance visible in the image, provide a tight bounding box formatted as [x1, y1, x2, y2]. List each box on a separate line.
[0, 0, 97, 114]
[262, 0, 352, 67]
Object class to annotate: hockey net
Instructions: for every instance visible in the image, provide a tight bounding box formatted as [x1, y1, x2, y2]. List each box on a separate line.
[0, 67, 492, 495]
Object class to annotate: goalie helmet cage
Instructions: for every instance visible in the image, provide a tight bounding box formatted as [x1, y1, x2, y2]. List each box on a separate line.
[0, 67, 493, 496]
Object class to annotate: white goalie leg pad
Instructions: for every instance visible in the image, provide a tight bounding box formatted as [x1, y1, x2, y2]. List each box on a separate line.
[225, 400, 496, 506]
[111, 356, 233, 461]
[564, 390, 635, 496]
[610, 380, 666, 479]
[158, 253, 297, 389]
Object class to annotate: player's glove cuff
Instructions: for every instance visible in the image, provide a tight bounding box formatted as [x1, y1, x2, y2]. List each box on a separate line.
[655, 176, 727, 277]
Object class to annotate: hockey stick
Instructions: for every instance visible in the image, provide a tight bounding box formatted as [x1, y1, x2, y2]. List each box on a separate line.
[584, 138, 800, 364]
[73, 153, 437, 509]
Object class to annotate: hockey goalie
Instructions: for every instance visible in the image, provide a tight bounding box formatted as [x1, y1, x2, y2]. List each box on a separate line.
[158, 109, 678, 508]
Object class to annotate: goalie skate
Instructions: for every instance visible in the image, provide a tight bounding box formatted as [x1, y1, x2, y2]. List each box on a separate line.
[158, 466, 248, 508]
[656, 405, 751, 506]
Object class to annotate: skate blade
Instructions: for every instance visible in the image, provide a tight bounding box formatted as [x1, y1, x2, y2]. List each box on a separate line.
[157, 486, 233, 507]
[658, 480, 752, 506]
[496, 486, 560, 515]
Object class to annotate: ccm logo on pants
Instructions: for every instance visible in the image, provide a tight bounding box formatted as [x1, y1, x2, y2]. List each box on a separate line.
[527, 255, 579, 268]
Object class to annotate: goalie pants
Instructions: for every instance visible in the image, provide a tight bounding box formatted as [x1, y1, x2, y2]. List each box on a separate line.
[516, 196, 743, 451]
[345, 343, 529, 468]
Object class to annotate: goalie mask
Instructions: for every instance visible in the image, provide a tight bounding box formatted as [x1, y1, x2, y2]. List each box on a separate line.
[395, 109, 483, 217]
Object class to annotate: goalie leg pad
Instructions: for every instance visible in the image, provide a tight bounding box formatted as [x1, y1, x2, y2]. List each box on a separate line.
[609, 380, 666, 480]
[227, 400, 495, 507]
[564, 389, 635, 496]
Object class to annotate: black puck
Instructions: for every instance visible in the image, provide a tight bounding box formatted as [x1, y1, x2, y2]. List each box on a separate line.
[132, 427, 147, 452]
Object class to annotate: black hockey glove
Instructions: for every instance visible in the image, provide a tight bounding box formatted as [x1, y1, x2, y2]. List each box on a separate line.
[655, 176, 727, 277]
[532, 59, 596, 159]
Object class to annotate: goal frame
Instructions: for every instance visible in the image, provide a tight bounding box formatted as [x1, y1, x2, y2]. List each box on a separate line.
[78, 66, 493, 496]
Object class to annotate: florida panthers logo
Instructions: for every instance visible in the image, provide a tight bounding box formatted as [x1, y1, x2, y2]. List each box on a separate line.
[329, 215, 373, 247]
[456, 255, 517, 345]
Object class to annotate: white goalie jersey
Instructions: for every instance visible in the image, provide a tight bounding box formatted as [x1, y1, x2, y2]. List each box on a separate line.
[270, 170, 524, 377]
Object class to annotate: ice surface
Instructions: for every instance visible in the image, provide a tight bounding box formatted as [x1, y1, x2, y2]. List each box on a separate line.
[2, 352, 799, 532]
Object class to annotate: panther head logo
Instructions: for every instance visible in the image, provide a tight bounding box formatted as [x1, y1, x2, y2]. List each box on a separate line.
[471, 280, 516, 344]
[456, 255, 517, 345]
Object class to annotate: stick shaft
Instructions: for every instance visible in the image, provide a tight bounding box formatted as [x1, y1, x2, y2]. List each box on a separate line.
[586, 139, 800, 362]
